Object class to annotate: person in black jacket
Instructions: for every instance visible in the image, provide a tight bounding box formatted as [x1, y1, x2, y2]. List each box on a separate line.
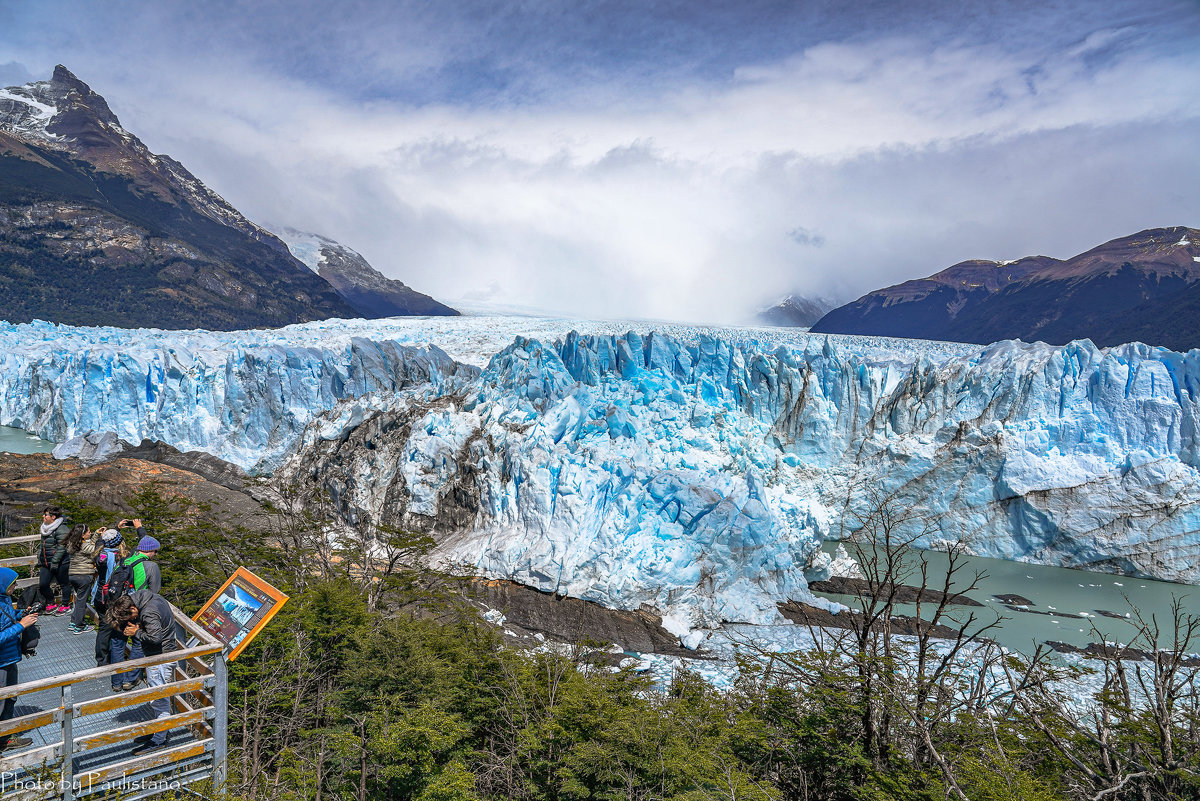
[36, 507, 71, 614]
[106, 591, 179, 755]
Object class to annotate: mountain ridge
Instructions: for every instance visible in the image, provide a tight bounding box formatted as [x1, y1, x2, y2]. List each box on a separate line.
[811, 227, 1200, 350]
[755, 294, 834, 327]
[0, 66, 456, 329]
[269, 225, 458, 318]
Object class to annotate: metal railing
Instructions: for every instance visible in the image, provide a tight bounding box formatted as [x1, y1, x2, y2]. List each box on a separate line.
[0, 535, 47, 593]
[0, 548, 228, 801]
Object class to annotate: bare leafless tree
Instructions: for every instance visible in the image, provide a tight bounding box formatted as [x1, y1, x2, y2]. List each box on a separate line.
[1003, 596, 1200, 801]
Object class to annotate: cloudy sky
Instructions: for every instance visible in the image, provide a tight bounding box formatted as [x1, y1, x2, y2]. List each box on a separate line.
[2, 0, 1198, 323]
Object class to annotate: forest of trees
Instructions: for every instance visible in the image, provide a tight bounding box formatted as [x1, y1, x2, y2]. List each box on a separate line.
[39, 484, 1200, 801]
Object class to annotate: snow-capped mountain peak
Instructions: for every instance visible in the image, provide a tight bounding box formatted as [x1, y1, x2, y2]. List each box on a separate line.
[269, 226, 365, 274]
[0, 65, 280, 247]
[0, 64, 459, 329]
[0, 65, 360, 329]
[267, 225, 459, 318]
[755, 294, 836, 327]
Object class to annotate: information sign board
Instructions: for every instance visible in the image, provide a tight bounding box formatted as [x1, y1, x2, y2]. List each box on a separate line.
[193, 567, 289, 660]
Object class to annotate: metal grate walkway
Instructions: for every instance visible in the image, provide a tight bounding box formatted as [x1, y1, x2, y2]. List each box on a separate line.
[0, 595, 228, 801]
[9, 615, 199, 777]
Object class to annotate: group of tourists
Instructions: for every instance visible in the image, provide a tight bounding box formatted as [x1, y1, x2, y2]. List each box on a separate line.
[0, 506, 175, 756]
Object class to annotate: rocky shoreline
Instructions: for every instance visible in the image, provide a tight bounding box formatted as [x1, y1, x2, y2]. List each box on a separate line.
[1045, 640, 1200, 667]
[808, 576, 983, 607]
[778, 600, 977, 640]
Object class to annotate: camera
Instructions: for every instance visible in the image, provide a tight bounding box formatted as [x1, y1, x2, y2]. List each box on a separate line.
[23, 601, 44, 617]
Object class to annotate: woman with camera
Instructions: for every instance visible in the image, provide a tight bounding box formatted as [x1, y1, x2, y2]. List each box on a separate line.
[64, 523, 104, 634]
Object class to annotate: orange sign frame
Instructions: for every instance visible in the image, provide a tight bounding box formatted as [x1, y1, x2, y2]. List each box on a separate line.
[192, 567, 289, 660]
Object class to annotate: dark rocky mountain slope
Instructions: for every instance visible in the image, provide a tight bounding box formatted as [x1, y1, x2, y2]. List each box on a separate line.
[0, 66, 358, 329]
[811, 227, 1200, 350]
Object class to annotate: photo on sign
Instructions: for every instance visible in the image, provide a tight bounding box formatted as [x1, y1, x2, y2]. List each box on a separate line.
[220, 583, 263, 628]
[194, 567, 290, 661]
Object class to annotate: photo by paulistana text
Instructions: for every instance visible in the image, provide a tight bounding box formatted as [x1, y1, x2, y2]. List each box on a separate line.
[0, 773, 183, 793]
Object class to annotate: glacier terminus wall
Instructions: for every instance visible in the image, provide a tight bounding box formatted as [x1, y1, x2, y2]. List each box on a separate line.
[277, 326, 1200, 637]
[2, 316, 1199, 638]
[0, 319, 476, 469]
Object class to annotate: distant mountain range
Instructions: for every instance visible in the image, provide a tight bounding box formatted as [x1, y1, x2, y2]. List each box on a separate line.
[811, 227, 1200, 351]
[268, 226, 457, 318]
[755, 294, 835, 327]
[0, 65, 455, 330]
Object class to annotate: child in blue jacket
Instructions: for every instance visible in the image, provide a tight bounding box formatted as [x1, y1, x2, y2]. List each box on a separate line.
[0, 566, 40, 751]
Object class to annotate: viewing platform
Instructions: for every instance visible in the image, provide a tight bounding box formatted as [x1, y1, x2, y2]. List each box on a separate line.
[0, 536, 228, 801]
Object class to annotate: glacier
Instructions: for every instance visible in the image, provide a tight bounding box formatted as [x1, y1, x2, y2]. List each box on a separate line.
[275, 328, 1200, 634]
[0, 319, 476, 469]
[0, 315, 969, 471]
[3, 315, 1200, 637]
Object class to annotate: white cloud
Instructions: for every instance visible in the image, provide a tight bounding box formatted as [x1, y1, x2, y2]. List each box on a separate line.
[8, 10, 1200, 322]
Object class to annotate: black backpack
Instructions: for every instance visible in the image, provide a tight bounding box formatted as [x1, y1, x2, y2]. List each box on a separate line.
[99, 555, 140, 607]
[92, 548, 119, 608]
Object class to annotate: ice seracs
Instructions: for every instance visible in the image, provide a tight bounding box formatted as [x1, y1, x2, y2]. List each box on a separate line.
[274, 325, 1200, 635]
[3, 314, 1200, 638]
[0, 318, 475, 469]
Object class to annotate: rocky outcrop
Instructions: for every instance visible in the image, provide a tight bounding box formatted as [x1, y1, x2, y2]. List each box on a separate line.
[807, 576, 983, 606]
[777, 600, 971, 640]
[0, 451, 270, 535]
[53, 432, 251, 491]
[460, 579, 696, 656]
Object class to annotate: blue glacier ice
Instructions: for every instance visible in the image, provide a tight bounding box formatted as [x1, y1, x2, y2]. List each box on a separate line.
[0, 319, 474, 469]
[3, 316, 1200, 637]
[276, 327, 1200, 637]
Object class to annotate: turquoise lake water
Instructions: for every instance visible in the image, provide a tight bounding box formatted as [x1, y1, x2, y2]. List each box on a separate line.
[813, 542, 1200, 655]
[0, 425, 54, 454]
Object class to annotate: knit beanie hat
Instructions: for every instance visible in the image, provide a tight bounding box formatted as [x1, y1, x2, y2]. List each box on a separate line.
[138, 535, 161, 552]
[101, 528, 123, 547]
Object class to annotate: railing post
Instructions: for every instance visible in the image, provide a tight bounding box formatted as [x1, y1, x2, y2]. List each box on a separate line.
[212, 650, 228, 789]
[61, 684, 74, 801]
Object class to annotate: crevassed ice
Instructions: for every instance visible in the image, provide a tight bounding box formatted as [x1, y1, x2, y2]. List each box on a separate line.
[0, 318, 475, 469]
[3, 316, 1200, 634]
[276, 325, 1200, 634]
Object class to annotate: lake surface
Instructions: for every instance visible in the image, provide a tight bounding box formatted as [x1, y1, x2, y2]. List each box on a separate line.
[0, 425, 55, 454]
[812, 542, 1200, 655]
